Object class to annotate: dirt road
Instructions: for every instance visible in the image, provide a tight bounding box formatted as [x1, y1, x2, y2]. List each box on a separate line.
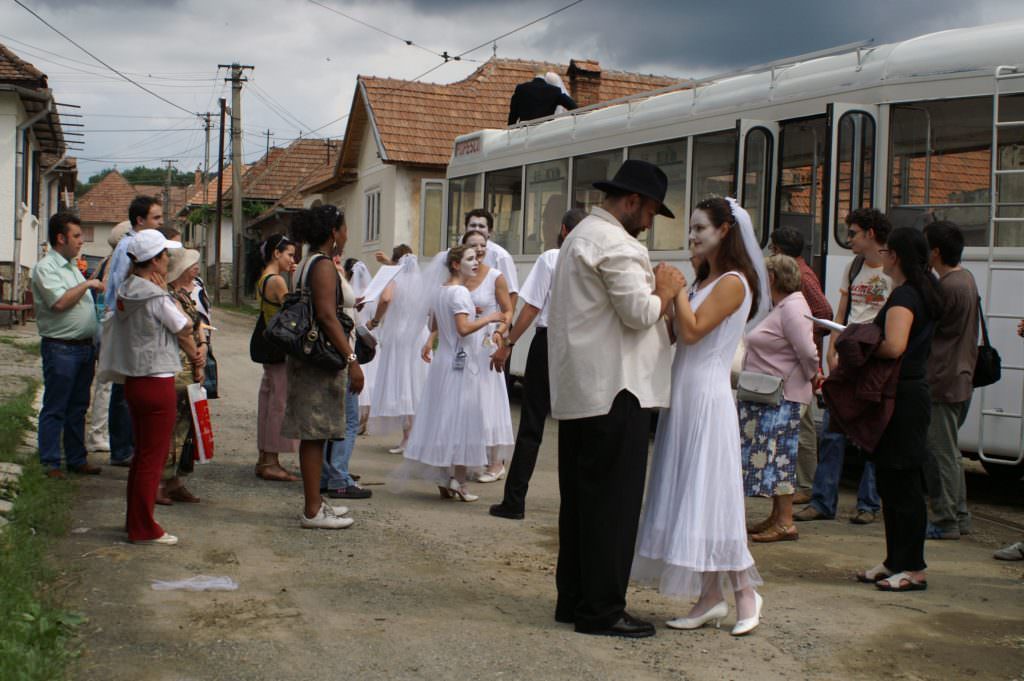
[45, 310, 1024, 681]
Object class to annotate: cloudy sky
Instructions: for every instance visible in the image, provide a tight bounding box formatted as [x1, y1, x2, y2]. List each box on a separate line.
[4, 0, 1024, 180]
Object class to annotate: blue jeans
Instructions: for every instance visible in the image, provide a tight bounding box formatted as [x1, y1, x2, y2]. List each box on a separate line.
[321, 379, 359, 491]
[809, 410, 880, 516]
[38, 339, 95, 470]
[108, 382, 134, 463]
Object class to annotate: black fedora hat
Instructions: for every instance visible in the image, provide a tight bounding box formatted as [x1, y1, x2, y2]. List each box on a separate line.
[593, 160, 675, 219]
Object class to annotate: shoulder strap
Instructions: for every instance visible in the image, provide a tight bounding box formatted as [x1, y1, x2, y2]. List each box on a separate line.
[977, 295, 992, 348]
[843, 256, 865, 325]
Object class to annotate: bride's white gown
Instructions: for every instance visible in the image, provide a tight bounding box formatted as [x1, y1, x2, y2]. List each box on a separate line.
[633, 271, 762, 597]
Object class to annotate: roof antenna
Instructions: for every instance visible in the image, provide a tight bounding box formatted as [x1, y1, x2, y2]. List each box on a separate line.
[492, 41, 498, 58]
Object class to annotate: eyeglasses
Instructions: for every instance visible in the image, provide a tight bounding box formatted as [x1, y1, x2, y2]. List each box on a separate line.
[878, 248, 890, 254]
[846, 229, 861, 239]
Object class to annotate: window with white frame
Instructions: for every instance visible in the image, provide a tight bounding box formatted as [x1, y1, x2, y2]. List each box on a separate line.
[364, 189, 381, 243]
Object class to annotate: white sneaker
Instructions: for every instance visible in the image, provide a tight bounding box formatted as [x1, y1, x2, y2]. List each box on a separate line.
[300, 502, 354, 529]
[330, 505, 350, 517]
[133, 532, 178, 546]
[387, 445, 405, 455]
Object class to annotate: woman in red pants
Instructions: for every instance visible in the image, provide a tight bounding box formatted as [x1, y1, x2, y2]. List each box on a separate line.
[98, 230, 200, 545]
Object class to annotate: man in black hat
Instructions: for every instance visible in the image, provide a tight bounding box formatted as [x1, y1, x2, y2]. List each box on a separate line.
[547, 160, 685, 638]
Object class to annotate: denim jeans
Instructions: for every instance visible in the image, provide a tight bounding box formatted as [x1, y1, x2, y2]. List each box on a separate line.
[108, 382, 134, 464]
[38, 339, 95, 470]
[809, 409, 880, 517]
[321, 378, 359, 490]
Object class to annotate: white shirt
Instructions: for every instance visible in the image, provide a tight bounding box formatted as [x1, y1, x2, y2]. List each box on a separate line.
[840, 260, 892, 324]
[519, 248, 559, 328]
[484, 240, 519, 294]
[547, 207, 671, 420]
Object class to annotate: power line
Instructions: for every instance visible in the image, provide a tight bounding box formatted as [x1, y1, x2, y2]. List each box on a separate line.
[12, 0, 201, 117]
[306, 0, 446, 59]
[456, 0, 586, 59]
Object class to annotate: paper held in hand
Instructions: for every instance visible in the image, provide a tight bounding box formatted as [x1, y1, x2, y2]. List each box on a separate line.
[805, 315, 847, 334]
[360, 264, 402, 304]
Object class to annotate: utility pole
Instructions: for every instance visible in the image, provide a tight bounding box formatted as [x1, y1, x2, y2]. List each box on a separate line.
[161, 159, 177, 223]
[264, 129, 272, 159]
[214, 97, 227, 305]
[200, 112, 211, 283]
[220, 62, 254, 306]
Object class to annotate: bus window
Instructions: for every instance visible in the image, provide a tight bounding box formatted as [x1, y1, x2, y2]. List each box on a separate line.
[420, 180, 445, 256]
[776, 117, 827, 275]
[889, 95, 1024, 247]
[524, 159, 568, 255]
[742, 128, 772, 245]
[629, 139, 687, 250]
[690, 129, 737, 214]
[483, 167, 523, 255]
[834, 111, 875, 248]
[573, 149, 624, 215]
[448, 174, 480, 246]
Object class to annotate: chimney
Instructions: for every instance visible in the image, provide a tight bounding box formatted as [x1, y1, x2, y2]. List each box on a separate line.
[568, 59, 602, 107]
[193, 167, 202, 190]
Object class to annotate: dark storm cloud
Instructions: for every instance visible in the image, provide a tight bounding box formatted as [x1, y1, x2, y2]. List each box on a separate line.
[404, 0, 1014, 76]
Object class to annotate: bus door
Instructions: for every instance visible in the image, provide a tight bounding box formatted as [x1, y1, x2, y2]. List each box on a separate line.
[735, 119, 779, 247]
[775, 115, 829, 279]
[826, 103, 879, 280]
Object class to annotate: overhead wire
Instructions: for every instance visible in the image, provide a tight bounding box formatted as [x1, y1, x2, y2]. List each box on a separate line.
[455, 0, 586, 59]
[305, 0, 447, 60]
[11, 0, 202, 117]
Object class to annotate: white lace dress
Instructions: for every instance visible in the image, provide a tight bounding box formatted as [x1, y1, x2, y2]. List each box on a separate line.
[466, 268, 515, 458]
[403, 285, 492, 471]
[633, 272, 763, 597]
[356, 299, 378, 415]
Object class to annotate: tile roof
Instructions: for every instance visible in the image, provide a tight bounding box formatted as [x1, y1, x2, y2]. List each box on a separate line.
[184, 163, 249, 205]
[253, 139, 342, 223]
[0, 42, 46, 87]
[239, 138, 339, 203]
[77, 171, 191, 224]
[342, 57, 682, 170]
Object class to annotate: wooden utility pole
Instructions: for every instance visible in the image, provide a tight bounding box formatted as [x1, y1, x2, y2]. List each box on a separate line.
[200, 112, 211, 283]
[220, 62, 254, 306]
[264, 129, 272, 159]
[214, 97, 227, 304]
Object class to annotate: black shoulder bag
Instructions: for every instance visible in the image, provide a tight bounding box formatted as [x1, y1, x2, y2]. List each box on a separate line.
[265, 255, 351, 371]
[973, 296, 1001, 388]
[250, 274, 287, 364]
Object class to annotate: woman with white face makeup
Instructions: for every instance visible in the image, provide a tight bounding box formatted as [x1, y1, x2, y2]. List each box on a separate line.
[454, 229, 515, 482]
[633, 196, 771, 636]
[403, 245, 507, 501]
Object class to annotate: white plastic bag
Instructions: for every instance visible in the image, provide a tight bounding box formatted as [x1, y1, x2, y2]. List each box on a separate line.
[150, 575, 238, 592]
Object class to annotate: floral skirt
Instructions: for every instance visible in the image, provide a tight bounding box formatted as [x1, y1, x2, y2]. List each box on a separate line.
[739, 399, 804, 497]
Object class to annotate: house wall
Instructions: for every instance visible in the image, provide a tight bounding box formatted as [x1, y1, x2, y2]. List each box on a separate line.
[0, 92, 21, 266]
[81, 221, 115, 259]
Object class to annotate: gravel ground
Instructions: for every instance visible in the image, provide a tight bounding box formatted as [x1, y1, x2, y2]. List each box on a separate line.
[27, 310, 1024, 681]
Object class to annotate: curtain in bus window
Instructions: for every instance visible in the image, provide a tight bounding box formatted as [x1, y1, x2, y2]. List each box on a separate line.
[421, 182, 444, 256]
[448, 175, 480, 247]
[690, 128, 738, 233]
[524, 159, 568, 255]
[484, 168, 523, 255]
[629, 139, 687, 250]
[889, 95, 1024, 248]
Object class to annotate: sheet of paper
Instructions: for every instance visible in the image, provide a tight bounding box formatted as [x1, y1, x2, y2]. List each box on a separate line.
[360, 264, 402, 304]
[805, 315, 846, 334]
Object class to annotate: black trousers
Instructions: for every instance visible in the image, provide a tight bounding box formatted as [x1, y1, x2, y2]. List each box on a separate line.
[556, 390, 651, 630]
[875, 466, 928, 573]
[500, 329, 550, 512]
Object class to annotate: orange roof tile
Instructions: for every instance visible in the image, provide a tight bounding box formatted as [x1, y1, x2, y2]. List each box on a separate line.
[240, 138, 339, 203]
[185, 163, 249, 205]
[0, 42, 46, 87]
[343, 57, 682, 171]
[78, 171, 191, 225]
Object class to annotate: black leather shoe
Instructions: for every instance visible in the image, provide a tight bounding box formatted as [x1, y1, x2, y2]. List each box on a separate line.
[576, 613, 655, 639]
[489, 503, 524, 520]
[328, 485, 372, 499]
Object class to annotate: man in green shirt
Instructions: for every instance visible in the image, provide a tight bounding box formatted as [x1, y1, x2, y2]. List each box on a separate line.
[31, 213, 104, 479]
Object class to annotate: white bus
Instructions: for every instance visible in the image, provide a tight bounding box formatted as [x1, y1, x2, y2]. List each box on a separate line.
[445, 21, 1024, 479]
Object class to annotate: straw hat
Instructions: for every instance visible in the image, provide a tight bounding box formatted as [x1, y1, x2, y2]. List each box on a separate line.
[108, 220, 132, 248]
[167, 248, 200, 283]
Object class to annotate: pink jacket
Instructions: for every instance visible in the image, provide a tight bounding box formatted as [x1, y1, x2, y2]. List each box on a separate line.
[742, 292, 819, 405]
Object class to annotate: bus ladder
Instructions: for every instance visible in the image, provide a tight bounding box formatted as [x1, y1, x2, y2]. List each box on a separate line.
[979, 65, 1024, 466]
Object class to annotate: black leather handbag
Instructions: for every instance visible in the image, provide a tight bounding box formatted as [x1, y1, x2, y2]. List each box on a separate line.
[265, 255, 348, 371]
[250, 275, 287, 365]
[973, 297, 1001, 388]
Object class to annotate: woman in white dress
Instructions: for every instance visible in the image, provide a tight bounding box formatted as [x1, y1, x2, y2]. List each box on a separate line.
[633, 197, 771, 636]
[404, 245, 507, 501]
[367, 246, 429, 452]
[455, 230, 515, 482]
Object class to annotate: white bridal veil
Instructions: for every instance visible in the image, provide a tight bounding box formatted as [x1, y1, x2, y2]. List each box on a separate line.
[725, 196, 771, 330]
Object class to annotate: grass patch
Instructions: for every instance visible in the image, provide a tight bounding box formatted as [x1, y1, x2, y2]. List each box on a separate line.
[0, 335, 40, 356]
[0, 378, 83, 681]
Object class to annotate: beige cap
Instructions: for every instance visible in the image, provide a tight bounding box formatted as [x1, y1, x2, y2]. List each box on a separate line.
[108, 221, 132, 248]
[167, 248, 200, 283]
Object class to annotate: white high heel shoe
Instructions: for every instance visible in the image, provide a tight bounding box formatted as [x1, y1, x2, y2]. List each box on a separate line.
[476, 466, 506, 483]
[730, 592, 763, 636]
[666, 601, 728, 630]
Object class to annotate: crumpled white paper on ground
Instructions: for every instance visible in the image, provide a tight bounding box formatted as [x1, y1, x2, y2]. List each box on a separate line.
[150, 575, 239, 591]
